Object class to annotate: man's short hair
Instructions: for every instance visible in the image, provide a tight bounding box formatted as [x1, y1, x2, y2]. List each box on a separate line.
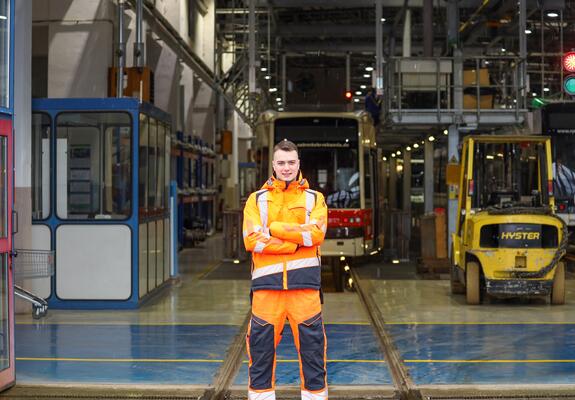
[273, 139, 299, 156]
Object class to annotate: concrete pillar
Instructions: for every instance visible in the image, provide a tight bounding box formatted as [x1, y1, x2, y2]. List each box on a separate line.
[423, 0, 433, 57]
[389, 157, 397, 209]
[14, 0, 33, 313]
[446, 0, 459, 52]
[424, 139, 434, 213]
[402, 9, 411, 57]
[447, 124, 460, 251]
[402, 150, 411, 212]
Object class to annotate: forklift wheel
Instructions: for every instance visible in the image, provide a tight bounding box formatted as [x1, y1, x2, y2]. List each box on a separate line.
[466, 261, 481, 305]
[450, 265, 465, 294]
[551, 261, 565, 305]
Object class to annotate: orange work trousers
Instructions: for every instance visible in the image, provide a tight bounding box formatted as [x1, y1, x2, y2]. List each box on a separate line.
[246, 289, 328, 400]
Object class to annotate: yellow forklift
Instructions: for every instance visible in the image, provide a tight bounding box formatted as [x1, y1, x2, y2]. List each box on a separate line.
[451, 135, 567, 305]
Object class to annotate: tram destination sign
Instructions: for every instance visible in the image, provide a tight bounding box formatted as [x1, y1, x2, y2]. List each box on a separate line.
[297, 142, 351, 148]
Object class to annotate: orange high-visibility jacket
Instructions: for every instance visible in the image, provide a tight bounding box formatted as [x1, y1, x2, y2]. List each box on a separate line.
[243, 174, 328, 291]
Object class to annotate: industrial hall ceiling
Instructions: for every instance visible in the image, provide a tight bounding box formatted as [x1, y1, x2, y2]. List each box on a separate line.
[215, 0, 575, 151]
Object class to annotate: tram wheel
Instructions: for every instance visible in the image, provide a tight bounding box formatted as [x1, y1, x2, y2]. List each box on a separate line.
[465, 261, 481, 305]
[551, 261, 565, 305]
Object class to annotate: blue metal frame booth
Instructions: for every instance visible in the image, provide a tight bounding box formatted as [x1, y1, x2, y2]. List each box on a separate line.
[31, 98, 172, 309]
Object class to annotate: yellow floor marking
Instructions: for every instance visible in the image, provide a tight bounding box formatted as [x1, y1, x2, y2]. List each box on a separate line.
[17, 357, 223, 363]
[385, 322, 575, 325]
[404, 359, 575, 363]
[16, 322, 241, 326]
[19, 357, 575, 364]
[16, 321, 369, 326]
[18, 357, 386, 364]
[197, 260, 224, 280]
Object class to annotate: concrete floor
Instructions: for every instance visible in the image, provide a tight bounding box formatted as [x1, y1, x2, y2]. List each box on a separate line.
[12, 235, 575, 388]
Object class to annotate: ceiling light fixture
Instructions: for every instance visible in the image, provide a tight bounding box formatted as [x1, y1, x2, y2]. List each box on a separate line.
[365, 66, 374, 72]
[547, 11, 559, 18]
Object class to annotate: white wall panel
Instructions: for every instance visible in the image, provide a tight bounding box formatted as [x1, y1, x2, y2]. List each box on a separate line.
[48, 22, 113, 98]
[56, 225, 131, 300]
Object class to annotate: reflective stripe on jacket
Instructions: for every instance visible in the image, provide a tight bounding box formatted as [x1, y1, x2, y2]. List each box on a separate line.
[243, 174, 328, 291]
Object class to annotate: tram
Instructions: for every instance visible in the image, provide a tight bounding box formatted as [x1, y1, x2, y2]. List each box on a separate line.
[541, 102, 575, 240]
[254, 111, 384, 283]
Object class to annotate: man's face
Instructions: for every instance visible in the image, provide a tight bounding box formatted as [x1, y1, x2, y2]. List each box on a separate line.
[273, 149, 300, 182]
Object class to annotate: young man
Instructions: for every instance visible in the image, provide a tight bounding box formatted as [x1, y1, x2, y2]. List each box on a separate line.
[243, 140, 328, 400]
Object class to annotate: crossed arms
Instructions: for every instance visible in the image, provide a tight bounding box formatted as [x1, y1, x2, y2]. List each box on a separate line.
[243, 192, 327, 255]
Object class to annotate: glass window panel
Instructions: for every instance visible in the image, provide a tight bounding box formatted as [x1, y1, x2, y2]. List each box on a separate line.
[56, 112, 132, 219]
[148, 118, 157, 210]
[472, 141, 545, 209]
[0, 254, 8, 370]
[274, 117, 360, 209]
[0, 0, 10, 108]
[32, 113, 51, 219]
[139, 114, 148, 212]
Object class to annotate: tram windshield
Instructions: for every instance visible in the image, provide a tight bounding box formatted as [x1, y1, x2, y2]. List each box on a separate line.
[471, 141, 549, 209]
[274, 117, 360, 208]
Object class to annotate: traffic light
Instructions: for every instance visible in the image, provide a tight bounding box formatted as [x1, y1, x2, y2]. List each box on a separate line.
[344, 90, 353, 101]
[563, 51, 575, 96]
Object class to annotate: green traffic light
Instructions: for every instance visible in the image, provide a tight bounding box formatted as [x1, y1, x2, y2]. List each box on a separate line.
[564, 75, 575, 96]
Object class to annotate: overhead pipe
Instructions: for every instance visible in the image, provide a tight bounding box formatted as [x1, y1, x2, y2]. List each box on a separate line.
[248, 0, 256, 94]
[134, 0, 145, 67]
[117, 0, 126, 98]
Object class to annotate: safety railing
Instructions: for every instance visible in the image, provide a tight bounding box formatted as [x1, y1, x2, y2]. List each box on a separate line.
[383, 55, 528, 124]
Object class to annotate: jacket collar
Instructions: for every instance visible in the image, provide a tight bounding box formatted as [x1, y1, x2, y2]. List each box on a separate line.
[263, 172, 309, 191]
